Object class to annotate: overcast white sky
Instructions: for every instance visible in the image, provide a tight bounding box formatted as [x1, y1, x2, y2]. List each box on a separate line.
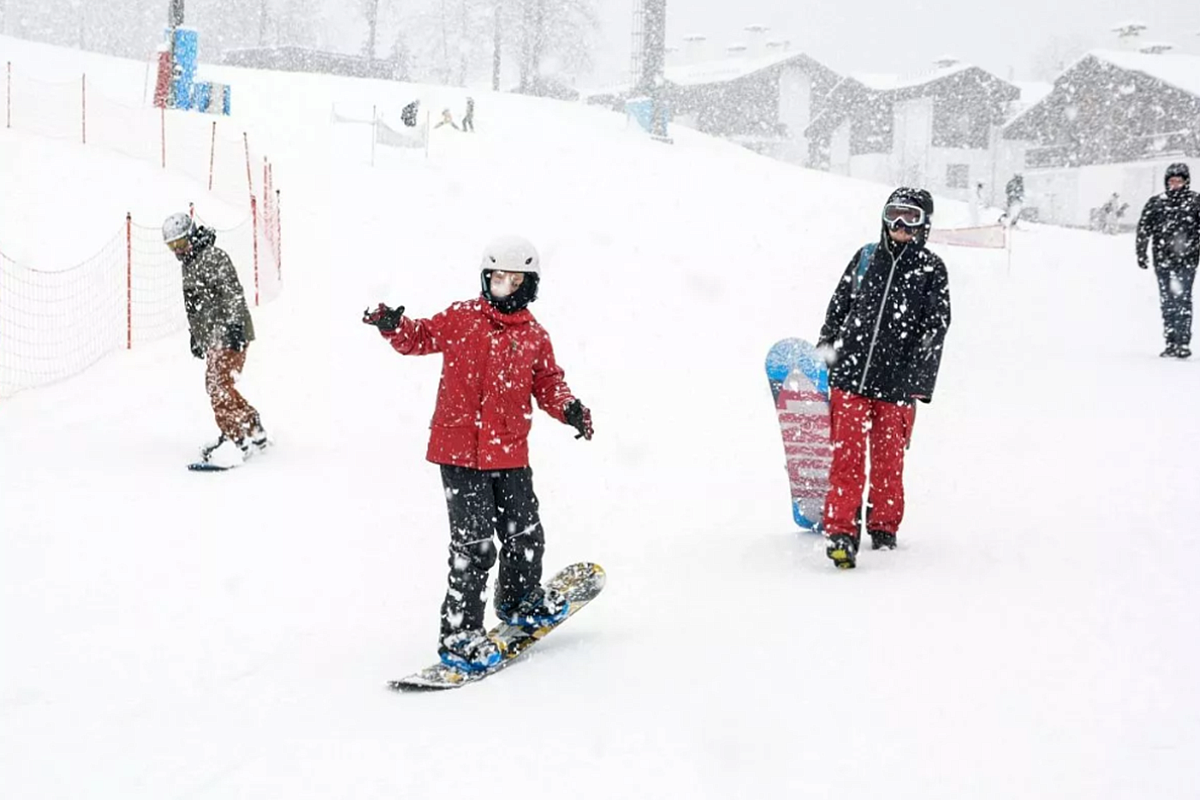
[589, 0, 1200, 85]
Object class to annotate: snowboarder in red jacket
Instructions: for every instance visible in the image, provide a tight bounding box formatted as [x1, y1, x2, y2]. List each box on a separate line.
[363, 235, 593, 672]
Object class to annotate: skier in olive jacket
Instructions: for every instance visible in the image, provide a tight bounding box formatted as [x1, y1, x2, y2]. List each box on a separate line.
[162, 212, 266, 467]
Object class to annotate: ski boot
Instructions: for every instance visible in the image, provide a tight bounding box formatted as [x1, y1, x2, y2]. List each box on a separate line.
[1176, 345, 1192, 359]
[438, 628, 502, 673]
[496, 585, 570, 628]
[826, 533, 859, 569]
[1161, 344, 1179, 358]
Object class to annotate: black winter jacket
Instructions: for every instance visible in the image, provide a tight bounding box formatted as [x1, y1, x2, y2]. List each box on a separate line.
[1137, 189, 1200, 269]
[818, 237, 951, 404]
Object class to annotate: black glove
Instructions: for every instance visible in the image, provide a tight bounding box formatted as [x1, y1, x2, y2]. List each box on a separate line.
[564, 399, 593, 441]
[363, 303, 405, 331]
[190, 335, 204, 359]
[225, 324, 247, 352]
[1137, 254, 1149, 270]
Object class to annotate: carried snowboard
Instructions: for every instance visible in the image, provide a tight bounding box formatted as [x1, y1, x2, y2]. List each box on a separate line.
[765, 338, 832, 531]
[389, 562, 605, 692]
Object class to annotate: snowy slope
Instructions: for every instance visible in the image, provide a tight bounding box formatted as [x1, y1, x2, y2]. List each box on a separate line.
[2, 35, 1199, 800]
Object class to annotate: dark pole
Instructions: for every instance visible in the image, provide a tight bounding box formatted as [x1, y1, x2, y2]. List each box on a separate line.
[492, 2, 502, 91]
[366, 0, 380, 61]
[640, 0, 667, 138]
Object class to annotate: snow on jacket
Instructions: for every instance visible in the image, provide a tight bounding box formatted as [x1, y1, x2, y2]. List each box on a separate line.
[381, 297, 576, 469]
[818, 237, 951, 404]
[181, 227, 256, 349]
[1137, 189, 1200, 269]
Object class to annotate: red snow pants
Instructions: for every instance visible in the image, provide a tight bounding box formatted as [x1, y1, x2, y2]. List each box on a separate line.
[822, 388, 916, 537]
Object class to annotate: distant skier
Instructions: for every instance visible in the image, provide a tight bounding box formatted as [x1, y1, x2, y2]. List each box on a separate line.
[162, 212, 268, 467]
[1137, 162, 1200, 358]
[1002, 173, 1024, 227]
[401, 99, 420, 127]
[462, 96, 475, 132]
[815, 188, 952, 568]
[968, 181, 984, 227]
[362, 235, 594, 672]
[433, 108, 460, 130]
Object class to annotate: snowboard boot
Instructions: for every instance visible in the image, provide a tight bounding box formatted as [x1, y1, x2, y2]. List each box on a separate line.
[203, 436, 250, 468]
[826, 534, 859, 569]
[869, 530, 897, 550]
[247, 414, 270, 452]
[438, 628, 502, 673]
[496, 585, 570, 628]
[1177, 345, 1192, 359]
[200, 433, 228, 461]
[1161, 344, 1179, 358]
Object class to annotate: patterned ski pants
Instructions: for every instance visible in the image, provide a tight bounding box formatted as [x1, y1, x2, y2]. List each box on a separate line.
[205, 347, 259, 440]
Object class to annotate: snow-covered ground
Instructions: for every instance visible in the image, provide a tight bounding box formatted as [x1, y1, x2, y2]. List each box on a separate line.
[2, 35, 1198, 800]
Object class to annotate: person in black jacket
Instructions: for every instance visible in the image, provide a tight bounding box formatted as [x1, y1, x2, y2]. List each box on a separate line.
[1137, 163, 1200, 359]
[815, 187, 952, 568]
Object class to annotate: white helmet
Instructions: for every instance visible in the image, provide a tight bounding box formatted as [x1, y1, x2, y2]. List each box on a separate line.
[162, 211, 194, 243]
[480, 235, 540, 275]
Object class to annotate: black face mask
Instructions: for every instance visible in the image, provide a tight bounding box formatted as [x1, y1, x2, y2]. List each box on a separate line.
[481, 271, 539, 314]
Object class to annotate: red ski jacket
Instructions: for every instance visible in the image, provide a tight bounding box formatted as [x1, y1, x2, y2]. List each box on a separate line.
[381, 298, 576, 469]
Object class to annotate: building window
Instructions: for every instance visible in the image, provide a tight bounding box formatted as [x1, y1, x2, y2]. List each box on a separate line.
[946, 164, 969, 189]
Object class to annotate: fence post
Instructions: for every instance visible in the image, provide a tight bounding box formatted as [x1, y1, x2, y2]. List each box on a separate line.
[81, 73, 86, 144]
[126, 213, 133, 350]
[208, 119, 216, 191]
[275, 189, 282, 280]
[250, 195, 260, 307]
[242, 131, 253, 203]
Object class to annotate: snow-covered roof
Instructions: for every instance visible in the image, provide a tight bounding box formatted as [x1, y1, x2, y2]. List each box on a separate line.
[666, 49, 827, 87]
[1087, 48, 1200, 97]
[848, 61, 975, 92]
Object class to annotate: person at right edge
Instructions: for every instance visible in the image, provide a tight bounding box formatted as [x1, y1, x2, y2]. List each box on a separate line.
[815, 188, 952, 569]
[1137, 163, 1200, 359]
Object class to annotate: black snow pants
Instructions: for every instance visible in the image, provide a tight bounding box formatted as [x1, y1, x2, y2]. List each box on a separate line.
[1155, 263, 1197, 346]
[438, 464, 545, 639]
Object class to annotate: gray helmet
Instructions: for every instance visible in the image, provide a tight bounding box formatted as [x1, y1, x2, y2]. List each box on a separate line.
[162, 211, 194, 244]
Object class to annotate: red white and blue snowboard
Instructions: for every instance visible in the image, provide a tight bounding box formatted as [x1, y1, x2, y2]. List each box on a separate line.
[388, 562, 605, 692]
[765, 338, 831, 531]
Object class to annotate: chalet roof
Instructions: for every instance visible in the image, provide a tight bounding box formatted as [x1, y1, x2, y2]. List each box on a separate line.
[666, 49, 838, 87]
[850, 61, 974, 92]
[1086, 49, 1200, 97]
[1003, 50, 1200, 138]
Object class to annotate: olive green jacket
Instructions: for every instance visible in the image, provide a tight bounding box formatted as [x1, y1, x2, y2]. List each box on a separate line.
[181, 228, 255, 350]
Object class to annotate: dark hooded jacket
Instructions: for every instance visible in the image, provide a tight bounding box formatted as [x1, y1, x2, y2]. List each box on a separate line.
[1137, 163, 1200, 269]
[818, 188, 952, 404]
[180, 226, 256, 350]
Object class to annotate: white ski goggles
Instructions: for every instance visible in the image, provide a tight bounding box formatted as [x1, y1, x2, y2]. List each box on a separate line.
[882, 203, 927, 229]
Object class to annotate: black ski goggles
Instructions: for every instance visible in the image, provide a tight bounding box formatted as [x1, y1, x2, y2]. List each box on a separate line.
[882, 203, 927, 230]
